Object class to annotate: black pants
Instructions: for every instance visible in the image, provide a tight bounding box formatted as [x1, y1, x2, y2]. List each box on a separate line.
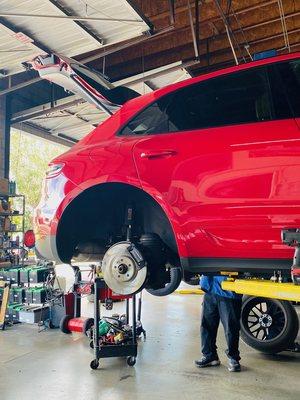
[201, 293, 242, 361]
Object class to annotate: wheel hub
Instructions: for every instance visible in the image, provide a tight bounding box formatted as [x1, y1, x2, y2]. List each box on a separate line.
[259, 313, 273, 328]
[111, 256, 136, 282]
[102, 242, 147, 295]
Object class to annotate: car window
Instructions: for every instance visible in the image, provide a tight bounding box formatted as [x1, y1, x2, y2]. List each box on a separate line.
[119, 66, 273, 136]
[275, 59, 300, 117]
[121, 98, 172, 135]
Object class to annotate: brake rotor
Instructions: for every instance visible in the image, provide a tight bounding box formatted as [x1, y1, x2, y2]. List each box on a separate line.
[102, 242, 147, 295]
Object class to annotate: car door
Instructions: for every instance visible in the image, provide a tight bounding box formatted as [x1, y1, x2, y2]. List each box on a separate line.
[122, 62, 300, 264]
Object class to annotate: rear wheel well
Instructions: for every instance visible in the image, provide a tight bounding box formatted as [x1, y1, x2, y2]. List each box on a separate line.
[56, 183, 179, 264]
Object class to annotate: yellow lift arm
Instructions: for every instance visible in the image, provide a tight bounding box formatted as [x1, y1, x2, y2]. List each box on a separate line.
[222, 278, 300, 302]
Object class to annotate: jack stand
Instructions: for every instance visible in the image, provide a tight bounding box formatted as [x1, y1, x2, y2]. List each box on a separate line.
[282, 229, 300, 285]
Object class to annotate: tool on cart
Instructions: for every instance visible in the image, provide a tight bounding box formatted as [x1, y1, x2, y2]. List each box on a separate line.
[90, 277, 145, 369]
[281, 229, 300, 284]
[88, 290, 146, 347]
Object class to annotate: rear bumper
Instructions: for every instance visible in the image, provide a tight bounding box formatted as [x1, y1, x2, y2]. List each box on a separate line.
[35, 234, 61, 263]
[34, 172, 77, 264]
[34, 198, 63, 263]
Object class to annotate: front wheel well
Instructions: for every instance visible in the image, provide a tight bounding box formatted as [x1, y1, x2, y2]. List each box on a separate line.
[56, 183, 179, 264]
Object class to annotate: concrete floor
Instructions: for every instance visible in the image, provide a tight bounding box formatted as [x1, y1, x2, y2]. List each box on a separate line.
[1, 288, 300, 400]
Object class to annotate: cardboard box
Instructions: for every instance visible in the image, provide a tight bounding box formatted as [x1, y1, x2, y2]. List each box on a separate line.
[0, 178, 9, 195]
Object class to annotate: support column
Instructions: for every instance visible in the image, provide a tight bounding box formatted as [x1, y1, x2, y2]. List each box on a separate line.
[0, 95, 10, 179]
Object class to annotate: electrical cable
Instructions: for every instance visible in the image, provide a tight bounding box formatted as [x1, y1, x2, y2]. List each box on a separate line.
[214, 0, 243, 65]
[231, 6, 252, 62]
[226, 0, 232, 16]
[277, 0, 291, 52]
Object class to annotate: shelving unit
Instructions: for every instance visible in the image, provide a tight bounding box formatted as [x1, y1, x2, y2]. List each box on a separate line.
[0, 193, 26, 266]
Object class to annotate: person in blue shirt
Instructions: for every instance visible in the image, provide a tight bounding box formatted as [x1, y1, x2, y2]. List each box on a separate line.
[195, 275, 243, 372]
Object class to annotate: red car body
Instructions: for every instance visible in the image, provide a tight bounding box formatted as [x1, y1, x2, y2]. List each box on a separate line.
[34, 52, 300, 277]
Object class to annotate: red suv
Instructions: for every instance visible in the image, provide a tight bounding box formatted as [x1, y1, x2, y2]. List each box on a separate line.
[33, 52, 300, 296]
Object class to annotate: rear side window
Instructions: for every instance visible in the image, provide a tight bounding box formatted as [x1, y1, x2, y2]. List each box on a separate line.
[119, 66, 273, 136]
[120, 96, 173, 135]
[275, 59, 300, 117]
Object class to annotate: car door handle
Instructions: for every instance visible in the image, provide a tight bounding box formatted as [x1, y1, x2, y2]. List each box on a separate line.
[140, 150, 177, 159]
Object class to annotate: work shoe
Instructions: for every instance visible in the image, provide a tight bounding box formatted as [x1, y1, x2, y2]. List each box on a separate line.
[195, 356, 220, 368]
[228, 359, 241, 372]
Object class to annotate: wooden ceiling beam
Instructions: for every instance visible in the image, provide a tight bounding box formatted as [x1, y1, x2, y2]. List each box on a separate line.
[105, 28, 300, 79]
[89, 11, 299, 68]
[136, 0, 279, 29]
[78, 0, 286, 67]
[89, 11, 300, 74]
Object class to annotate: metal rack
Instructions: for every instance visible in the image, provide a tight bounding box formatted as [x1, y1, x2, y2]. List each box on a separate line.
[0, 194, 26, 265]
[90, 277, 141, 369]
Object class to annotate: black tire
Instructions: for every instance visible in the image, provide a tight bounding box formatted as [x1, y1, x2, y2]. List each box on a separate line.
[126, 356, 136, 366]
[146, 267, 182, 297]
[83, 318, 94, 336]
[90, 359, 99, 370]
[241, 296, 299, 354]
[59, 315, 72, 334]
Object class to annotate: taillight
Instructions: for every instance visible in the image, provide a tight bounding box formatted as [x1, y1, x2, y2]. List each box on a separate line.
[24, 230, 35, 248]
[46, 163, 64, 178]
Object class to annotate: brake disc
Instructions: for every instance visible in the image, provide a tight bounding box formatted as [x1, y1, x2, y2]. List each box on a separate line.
[102, 242, 147, 295]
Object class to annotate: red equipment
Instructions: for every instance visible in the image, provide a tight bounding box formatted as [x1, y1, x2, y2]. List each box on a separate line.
[60, 266, 94, 335]
[60, 315, 94, 335]
[98, 287, 131, 302]
[60, 266, 129, 335]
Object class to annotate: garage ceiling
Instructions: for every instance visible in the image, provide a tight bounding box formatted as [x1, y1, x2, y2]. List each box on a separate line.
[0, 0, 151, 76]
[1, 0, 300, 147]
